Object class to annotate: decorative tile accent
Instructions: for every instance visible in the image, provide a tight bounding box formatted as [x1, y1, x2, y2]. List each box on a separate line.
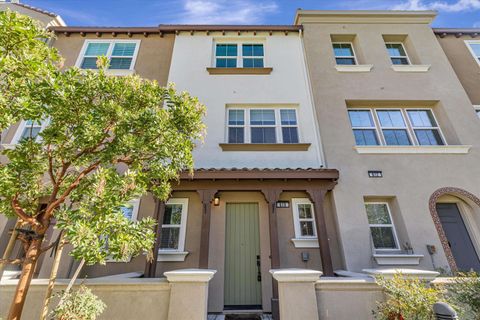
[428, 187, 480, 273]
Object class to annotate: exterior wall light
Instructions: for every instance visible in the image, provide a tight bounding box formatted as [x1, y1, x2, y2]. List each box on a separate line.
[213, 194, 220, 206]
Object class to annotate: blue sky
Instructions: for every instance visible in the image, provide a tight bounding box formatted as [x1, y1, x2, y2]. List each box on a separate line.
[23, 0, 480, 28]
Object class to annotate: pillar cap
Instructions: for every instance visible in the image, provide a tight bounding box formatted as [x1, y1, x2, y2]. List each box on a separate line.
[270, 268, 322, 282]
[362, 268, 439, 281]
[164, 269, 216, 282]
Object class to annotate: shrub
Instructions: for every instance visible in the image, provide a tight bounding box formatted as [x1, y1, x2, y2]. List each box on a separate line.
[447, 272, 480, 320]
[374, 273, 444, 320]
[52, 285, 106, 320]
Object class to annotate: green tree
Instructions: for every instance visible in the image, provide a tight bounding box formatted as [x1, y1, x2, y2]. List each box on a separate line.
[0, 27, 205, 320]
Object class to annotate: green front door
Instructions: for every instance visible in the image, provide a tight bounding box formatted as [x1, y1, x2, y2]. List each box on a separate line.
[224, 203, 262, 308]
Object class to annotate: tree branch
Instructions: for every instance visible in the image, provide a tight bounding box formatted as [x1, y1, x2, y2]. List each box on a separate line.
[11, 195, 39, 226]
[0, 258, 24, 265]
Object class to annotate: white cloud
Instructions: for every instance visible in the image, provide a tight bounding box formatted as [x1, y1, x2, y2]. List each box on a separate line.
[392, 0, 480, 12]
[177, 0, 278, 24]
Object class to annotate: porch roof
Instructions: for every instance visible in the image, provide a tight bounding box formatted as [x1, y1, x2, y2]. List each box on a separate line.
[179, 168, 339, 181]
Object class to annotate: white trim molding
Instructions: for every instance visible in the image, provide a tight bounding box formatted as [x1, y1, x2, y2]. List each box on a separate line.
[391, 64, 431, 72]
[465, 40, 480, 67]
[270, 269, 322, 282]
[373, 254, 424, 266]
[354, 145, 471, 154]
[157, 251, 189, 262]
[164, 269, 216, 283]
[291, 198, 318, 244]
[157, 198, 189, 261]
[291, 238, 319, 248]
[335, 64, 373, 72]
[362, 268, 439, 281]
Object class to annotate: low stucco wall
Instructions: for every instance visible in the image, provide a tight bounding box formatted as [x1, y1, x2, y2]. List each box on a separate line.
[316, 277, 385, 320]
[0, 278, 171, 320]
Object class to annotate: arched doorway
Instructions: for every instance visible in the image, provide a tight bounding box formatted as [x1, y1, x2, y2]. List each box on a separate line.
[429, 187, 480, 272]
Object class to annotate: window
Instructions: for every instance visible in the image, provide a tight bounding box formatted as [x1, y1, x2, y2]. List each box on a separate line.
[475, 106, 480, 119]
[11, 119, 48, 144]
[466, 40, 480, 66]
[292, 198, 317, 239]
[226, 108, 299, 144]
[120, 199, 140, 221]
[332, 43, 357, 65]
[348, 108, 445, 146]
[365, 202, 399, 250]
[385, 43, 410, 65]
[215, 43, 264, 68]
[160, 198, 188, 252]
[77, 40, 140, 70]
[348, 110, 380, 146]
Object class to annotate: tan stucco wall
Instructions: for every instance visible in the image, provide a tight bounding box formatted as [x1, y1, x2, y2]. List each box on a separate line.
[436, 35, 480, 105]
[301, 21, 480, 272]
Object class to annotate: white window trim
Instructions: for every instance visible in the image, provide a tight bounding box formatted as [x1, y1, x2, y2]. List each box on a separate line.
[474, 105, 480, 119]
[365, 202, 401, 251]
[332, 42, 357, 65]
[291, 198, 318, 248]
[225, 107, 301, 144]
[75, 39, 141, 72]
[213, 40, 265, 68]
[465, 40, 480, 67]
[11, 119, 49, 145]
[159, 198, 189, 253]
[385, 42, 411, 65]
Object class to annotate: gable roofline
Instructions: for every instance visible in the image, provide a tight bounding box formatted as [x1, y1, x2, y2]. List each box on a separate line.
[294, 10, 437, 25]
[433, 28, 480, 38]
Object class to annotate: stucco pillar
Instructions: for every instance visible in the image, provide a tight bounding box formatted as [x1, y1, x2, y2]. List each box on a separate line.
[270, 269, 322, 320]
[164, 269, 216, 320]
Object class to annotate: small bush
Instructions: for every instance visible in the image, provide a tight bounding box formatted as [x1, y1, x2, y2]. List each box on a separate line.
[374, 273, 444, 320]
[447, 272, 480, 320]
[52, 285, 106, 320]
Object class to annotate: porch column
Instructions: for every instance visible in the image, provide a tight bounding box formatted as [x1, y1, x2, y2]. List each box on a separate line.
[145, 198, 165, 278]
[306, 189, 334, 276]
[198, 189, 217, 269]
[261, 188, 282, 320]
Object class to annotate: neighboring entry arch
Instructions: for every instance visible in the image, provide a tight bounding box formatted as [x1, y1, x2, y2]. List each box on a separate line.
[429, 187, 480, 273]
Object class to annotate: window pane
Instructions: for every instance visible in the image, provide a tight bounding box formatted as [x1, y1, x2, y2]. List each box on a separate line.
[300, 221, 315, 237]
[243, 44, 264, 57]
[391, 57, 409, 65]
[243, 58, 263, 68]
[81, 57, 98, 69]
[377, 110, 406, 127]
[120, 205, 134, 220]
[282, 127, 299, 143]
[85, 43, 109, 56]
[298, 204, 312, 219]
[243, 58, 253, 68]
[216, 58, 236, 68]
[365, 203, 391, 224]
[349, 110, 374, 127]
[20, 127, 41, 140]
[160, 227, 180, 250]
[226, 44, 237, 56]
[112, 43, 136, 56]
[407, 110, 437, 127]
[280, 110, 297, 125]
[333, 43, 354, 57]
[370, 227, 397, 249]
[386, 43, 406, 57]
[414, 129, 444, 145]
[163, 204, 182, 225]
[336, 57, 356, 65]
[251, 127, 276, 143]
[469, 43, 480, 57]
[476, 109, 480, 119]
[216, 44, 226, 56]
[228, 110, 244, 125]
[228, 127, 244, 143]
[353, 129, 379, 146]
[109, 57, 133, 69]
[253, 44, 264, 56]
[250, 109, 275, 125]
[383, 129, 411, 145]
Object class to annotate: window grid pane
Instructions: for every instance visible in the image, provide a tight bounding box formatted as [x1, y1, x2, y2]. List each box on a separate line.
[85, 43, 109, 56]
[386, 43, 409, 65]
[111, 43, 136, 56]
[216, 44, 237, 68]
[407, 110, 444, 146]
[365, 203, 398, 250]
[349, 110, 379, 146]
[297, 203, 315, 237]
[159, 227, 180, 250]
[333, 43, 356, 65]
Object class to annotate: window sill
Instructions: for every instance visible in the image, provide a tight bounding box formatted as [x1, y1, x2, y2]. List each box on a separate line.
[157, 251, 189, 262]
[391, 64, 431, 72]
[373, 254, 424, 266]
[80, 69, 135, 76]
[335, 64, 373, 72]
[354, 145, 471, 154]
[206, 67, 273, 75]
[219, 143, 311, 151]
[291, 238, 319, 248]
[0, 144, 15, 150]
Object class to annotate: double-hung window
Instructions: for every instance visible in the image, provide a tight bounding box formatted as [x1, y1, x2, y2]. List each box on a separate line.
[12, 119, 48, 144]
[160, 199, 188, 252]
[78, 40, 140, 70]
[365, 202, 399, 250]
[226, 108, 299, 144]
[292, 198, 317, 239]
[215, 43, 264, 68]
[332, 43, 357, 65]
[348, 108, 445, 146]
[466, 40, 480, 66]
[385, 43, 410, 65]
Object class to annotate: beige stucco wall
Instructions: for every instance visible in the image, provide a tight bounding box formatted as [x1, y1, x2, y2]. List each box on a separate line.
[436, 34, 480, 105]
[301, 20, 480, 272]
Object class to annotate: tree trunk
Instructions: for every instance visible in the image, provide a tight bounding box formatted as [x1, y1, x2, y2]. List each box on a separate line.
[7, 237, 43, 320]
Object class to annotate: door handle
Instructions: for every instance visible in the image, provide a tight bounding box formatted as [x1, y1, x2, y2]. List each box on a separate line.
[256, 255, 261, 282]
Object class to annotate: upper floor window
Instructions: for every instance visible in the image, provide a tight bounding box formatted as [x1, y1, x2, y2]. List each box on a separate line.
[365, 202, 399, 250]
[292, 198, 317, 239]
[227, 108, 299, 144]
[11, 119, 48, 144]
[466, 40, 480, 66]
[475, 106, 480, 119]
[332, 43, 357, 65]
[160, 198, 188, 252]
[215, 43, 264, 68]
[77, 40, 140, 70]
[385, 43, 410, 65]
[348, 108, 445, 146]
